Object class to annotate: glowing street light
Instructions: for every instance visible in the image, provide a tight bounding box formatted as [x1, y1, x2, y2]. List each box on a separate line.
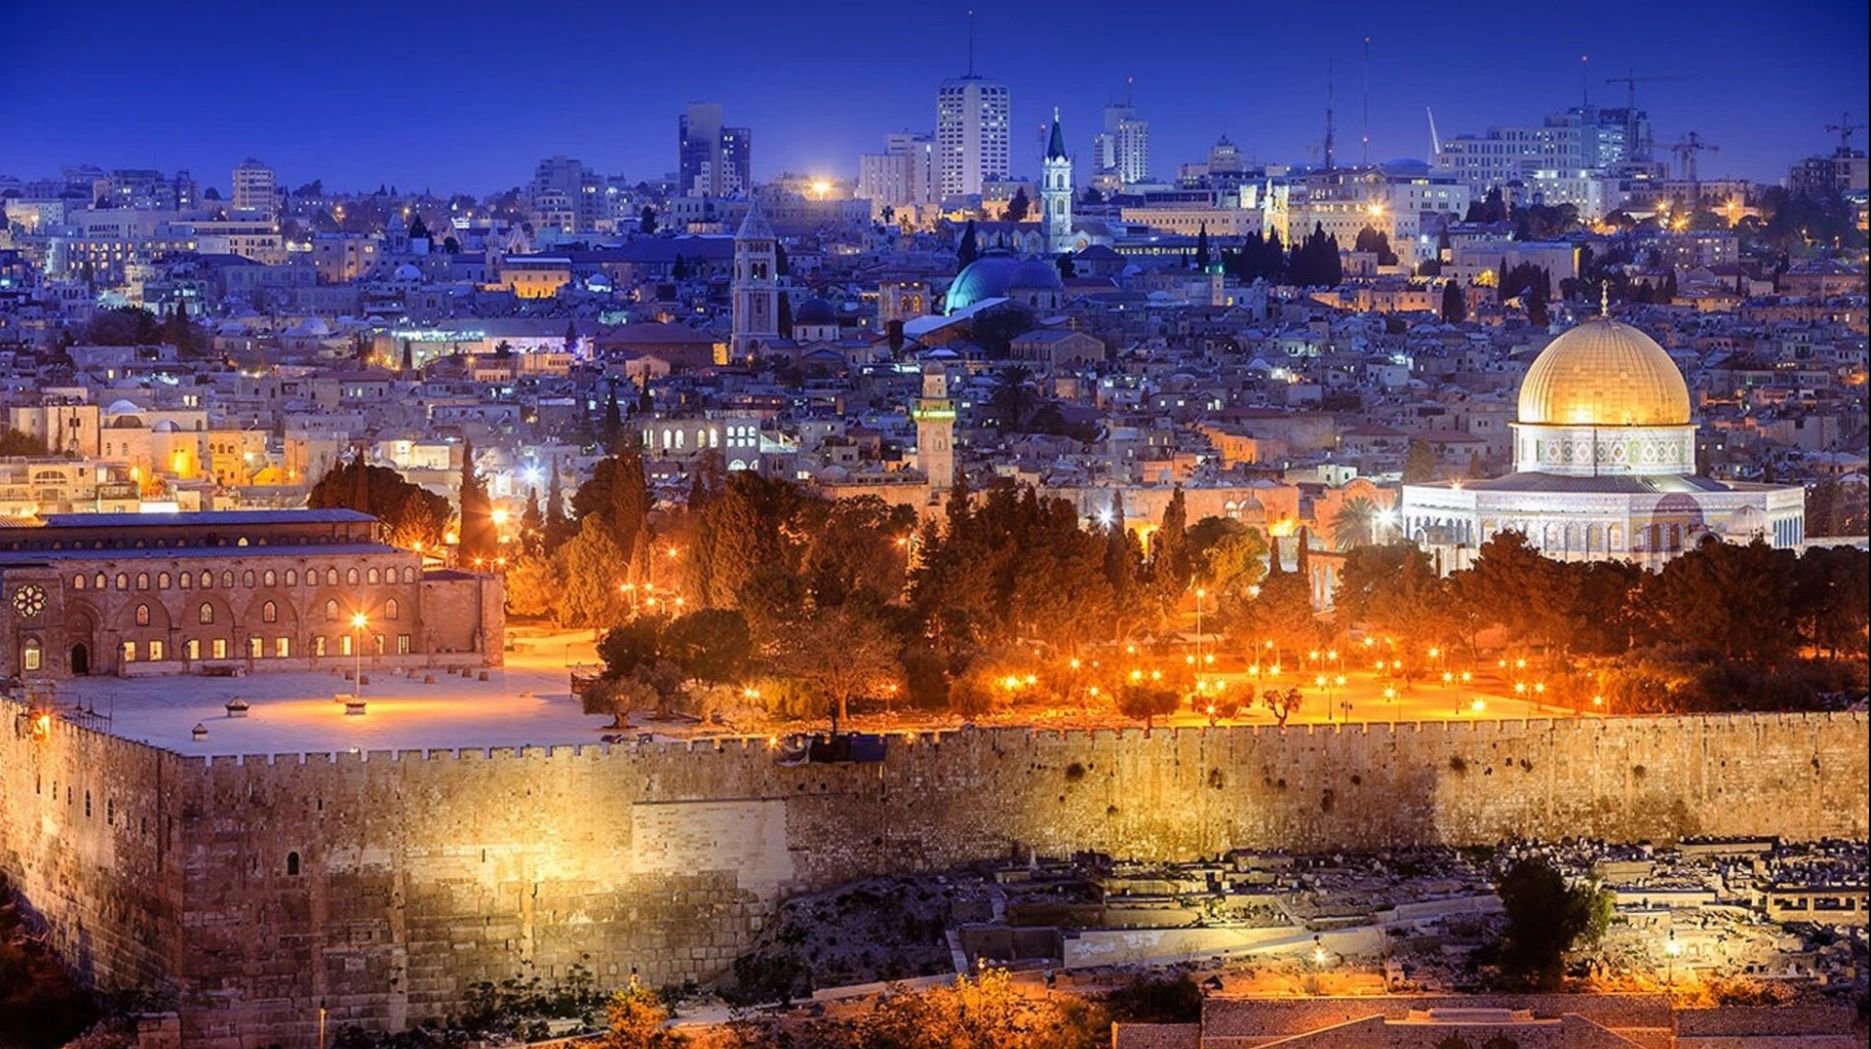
[351, 612, 368, 698]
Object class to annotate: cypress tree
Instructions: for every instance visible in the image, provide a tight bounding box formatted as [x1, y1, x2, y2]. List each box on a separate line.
[957, 220, 979, 269]
[1441, 281, 1467, 324]
[602, 383, 623, 448]
[457, 437, 498, 565]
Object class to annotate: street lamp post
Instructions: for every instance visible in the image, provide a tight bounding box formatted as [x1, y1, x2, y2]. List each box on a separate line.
[1194, 588, 1206, 668]
[351, 612, 368, 698]
[1665, 928, 1682, 990]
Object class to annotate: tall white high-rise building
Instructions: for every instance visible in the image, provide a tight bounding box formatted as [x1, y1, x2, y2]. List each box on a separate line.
[679, 102, 753, 198]
[529, 155, 602, 233]
[231, 158, 278, 217]
[858, 132, 937, 210]
[936, 75, 1010, 199]
[1093, 102, 1149, 187]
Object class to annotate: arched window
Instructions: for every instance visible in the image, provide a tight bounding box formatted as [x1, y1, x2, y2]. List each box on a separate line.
[326, 568, 338, 586]
[367, 567, 380, 584]
[135, 603, 151, 626]
[385, 598, 399, 621]
[262, 601, 278, 624]
[94, 572, 106, 590]
[158, 572, 171, 589]
[242, 570, 255, 587]
[72, 573, 86, 590]
[21, 638, 41, 672]
[346, 568, 359, 585]
[263, 570, 276, 587]
[325, 599, 338, 621]
[285, 569, 297, 586]
[135, 573, 149, 590]
[286, 851, 301, 876]
[403, 567, 415, 583]
[198, 602, 214, 625]
[220, 571, 233, 588]
[180, 572, 192, 590]
[115, 573, 128, 590]
[199, 570, 212, 588]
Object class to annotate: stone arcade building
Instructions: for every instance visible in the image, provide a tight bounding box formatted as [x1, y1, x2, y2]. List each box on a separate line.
[1, 509, 501, 681]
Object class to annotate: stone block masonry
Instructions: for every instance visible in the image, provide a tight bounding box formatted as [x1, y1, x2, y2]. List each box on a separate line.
[1, 703, 1864, 1047]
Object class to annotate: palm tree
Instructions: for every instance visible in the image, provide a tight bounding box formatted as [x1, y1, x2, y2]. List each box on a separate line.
[990, 364, 1035, 431]
[1330, 496, 1382, 552]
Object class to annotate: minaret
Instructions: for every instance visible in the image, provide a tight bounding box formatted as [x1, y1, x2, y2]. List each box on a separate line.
[912, 361, 956, 492]
[731, 201, 779, 359]
[1042, 108, 1074, 255]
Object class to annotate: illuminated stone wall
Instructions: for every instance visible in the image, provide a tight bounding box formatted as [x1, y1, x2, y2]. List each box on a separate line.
[0, 710, 185, 996]
[1, 705, 1864, 1046]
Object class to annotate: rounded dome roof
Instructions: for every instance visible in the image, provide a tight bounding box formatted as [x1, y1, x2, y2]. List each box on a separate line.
[106, 399, 143, 415]
[1517, 317, 1690, 427]
[944, 254, 1021, 314]
[795, 297, 837, 325]
[1007, 258, 1064, 291]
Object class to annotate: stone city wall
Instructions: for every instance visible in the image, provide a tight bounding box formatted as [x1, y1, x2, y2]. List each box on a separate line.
[0, 705, 1864, 1046]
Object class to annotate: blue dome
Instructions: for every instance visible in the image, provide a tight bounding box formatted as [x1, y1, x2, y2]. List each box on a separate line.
[795, 297, 837, 325]
[945, 254, 1062, 315]
[945, 254, 1019, 314]
[1008, 258, 1065, 291]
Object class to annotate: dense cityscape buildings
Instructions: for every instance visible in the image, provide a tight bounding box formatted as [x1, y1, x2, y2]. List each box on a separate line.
[0, 4, 1867, 1047]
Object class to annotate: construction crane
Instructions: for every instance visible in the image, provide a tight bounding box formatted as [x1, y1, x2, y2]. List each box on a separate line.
[1825, 112, 1865, 153]
[1603, 69, 1694, 160]
[1664, 132, 1720, 205]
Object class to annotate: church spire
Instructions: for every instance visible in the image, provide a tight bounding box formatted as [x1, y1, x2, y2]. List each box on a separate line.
[1046, 107, 1068, 161]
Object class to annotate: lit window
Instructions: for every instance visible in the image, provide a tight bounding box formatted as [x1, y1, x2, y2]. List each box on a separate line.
[136, 603, 151, 626]
[263, 601, 278, 624]
[198, 602, 213, 625]
[275, 637, 290, 658]
[385, 599, 398, 621]
[212, 639, 227, 660]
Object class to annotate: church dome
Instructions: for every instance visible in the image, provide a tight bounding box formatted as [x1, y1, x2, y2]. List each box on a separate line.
[944, 254, 1021, 314]
[1007, 258, 1065, 291]
[1517, 317, 1690, 427]
[795, 297, 837, 326]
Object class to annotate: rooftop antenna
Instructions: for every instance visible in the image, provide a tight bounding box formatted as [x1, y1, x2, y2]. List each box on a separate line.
[966, 9, 975, 76]
[1361, 37, 1371, 166]
[1579, 54, 1590, 108]
[1126, 75, 1134, 108]
[1324, 59, 1336, 171]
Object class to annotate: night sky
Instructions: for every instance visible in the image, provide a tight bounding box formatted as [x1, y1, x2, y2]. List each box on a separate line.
[6, 0, 1865, 194]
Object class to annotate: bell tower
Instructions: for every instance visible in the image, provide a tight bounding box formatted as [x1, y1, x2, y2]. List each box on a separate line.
[1042, 107, 1074, 255]
[911, 361, 956, 492]
[731, 202, 779, 359]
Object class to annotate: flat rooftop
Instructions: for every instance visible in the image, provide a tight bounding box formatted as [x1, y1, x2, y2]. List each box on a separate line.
[44, 631, 620, 756]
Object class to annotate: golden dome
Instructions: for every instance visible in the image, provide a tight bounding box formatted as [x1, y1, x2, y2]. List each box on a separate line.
[1517, 318, 1690, 427]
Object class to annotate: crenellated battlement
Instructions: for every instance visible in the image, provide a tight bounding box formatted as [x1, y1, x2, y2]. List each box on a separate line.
[3, 695, 1865, 1048]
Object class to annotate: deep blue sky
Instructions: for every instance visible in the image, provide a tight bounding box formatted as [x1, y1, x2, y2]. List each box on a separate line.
[6, 0, 1866, 195]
